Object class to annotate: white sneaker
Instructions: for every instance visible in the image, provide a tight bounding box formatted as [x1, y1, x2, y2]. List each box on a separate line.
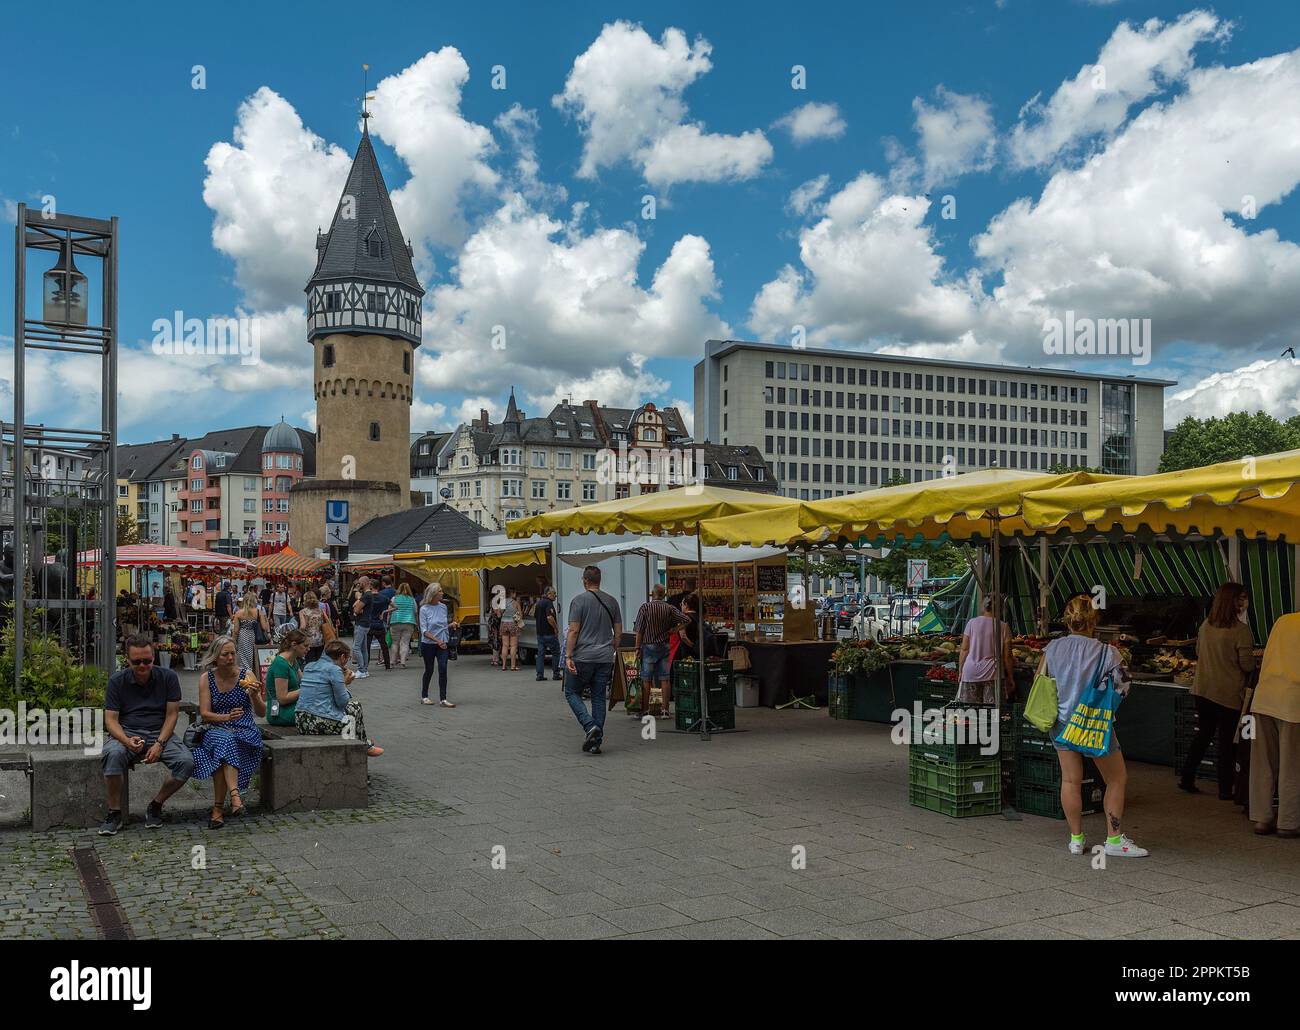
[355, 671, 369, 679]
[1103, 834, 1149, 858]
[420, 697, 434, 705]
[1068, 838, 1085, 856]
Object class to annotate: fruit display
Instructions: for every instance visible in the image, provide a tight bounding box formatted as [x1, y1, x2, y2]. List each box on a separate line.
[924, 663, 958, 682]
[1143, 647, 1196, 683]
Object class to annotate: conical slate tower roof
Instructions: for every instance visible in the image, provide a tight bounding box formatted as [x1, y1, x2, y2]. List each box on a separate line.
[307, 127, 424, 296]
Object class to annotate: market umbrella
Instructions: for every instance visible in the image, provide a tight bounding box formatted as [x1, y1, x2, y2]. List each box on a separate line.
[697, 469, 1116, 547]
[73, 544, 252, 571]
[1018, 449, 1300, 540]
[251, 546, 331, 577]
[506, 485, 795, 740]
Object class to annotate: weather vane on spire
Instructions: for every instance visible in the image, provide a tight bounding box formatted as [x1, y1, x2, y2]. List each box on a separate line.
[361, 63, 374, 124]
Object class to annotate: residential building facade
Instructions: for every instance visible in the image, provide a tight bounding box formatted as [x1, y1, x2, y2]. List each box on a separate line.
[101, 425, 314, 552]
[695, 339, 1172, 499]
[436, 391, 775, 528]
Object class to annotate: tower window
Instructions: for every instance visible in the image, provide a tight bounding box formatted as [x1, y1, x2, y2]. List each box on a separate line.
[403, 351, 410, 374]
[369, 422, 381, 442]
[367, 292, 378, 313]
[367, 238, 382, 258]
[325, 292, 339, 312]
[323, 344, 335, 368]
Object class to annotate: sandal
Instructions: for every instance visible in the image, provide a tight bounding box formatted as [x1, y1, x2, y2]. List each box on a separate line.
[208, 805, 225, 830]
[229, 788, 246, 818]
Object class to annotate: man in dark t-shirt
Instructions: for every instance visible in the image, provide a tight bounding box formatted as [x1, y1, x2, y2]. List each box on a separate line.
[534, 587, 561, 681]
[214, 582, 232, 630]
[100, 635, 194, 835]
[368, 575, 395, 671]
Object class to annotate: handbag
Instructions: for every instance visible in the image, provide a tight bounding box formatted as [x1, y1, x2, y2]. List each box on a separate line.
[1022, 652, 1059, 733]
[253, 614, 269, 645]
[182, 717, 207, 748]
[1053, 644, 1120, 757]
[727, 644, 751, 671]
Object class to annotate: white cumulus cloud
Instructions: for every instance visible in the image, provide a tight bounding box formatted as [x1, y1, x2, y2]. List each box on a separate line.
[912, 87, 996, 187]
[553, 21, 772, 187]
[1008, 10, 1228, 169]
[774, 102, 846, 145]
[1164, 358, 1300, 424]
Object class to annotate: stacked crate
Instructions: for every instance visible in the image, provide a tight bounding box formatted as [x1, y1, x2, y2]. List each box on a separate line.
[908, 703, 1002, 818]
[1012, 703, 1103, 818]
[1173, 691, 1216, 781]
[828, 672, 851, 720]
[673, 660, 735, 731]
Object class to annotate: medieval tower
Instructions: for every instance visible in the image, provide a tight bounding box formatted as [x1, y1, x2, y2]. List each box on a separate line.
[288, 119, 425, 554]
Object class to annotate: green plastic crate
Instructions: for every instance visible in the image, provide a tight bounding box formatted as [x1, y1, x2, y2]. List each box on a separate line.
[907, 751, 1001, 794]
[672, 660, 733, 697]
[1015, 778, 1104, 819]
[908, 782, 1002, 817]
[675, 705, 735, 731]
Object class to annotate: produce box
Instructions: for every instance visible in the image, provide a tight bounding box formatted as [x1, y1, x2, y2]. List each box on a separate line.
[1015, 778, 1104, 819]
[672, 660, 733, 699]
[675, 705, 735, 732]
[907, 751, 1001, 795]
[909, 747, 1003, 817]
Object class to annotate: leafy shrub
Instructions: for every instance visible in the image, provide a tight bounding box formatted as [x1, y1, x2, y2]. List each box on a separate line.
[831, 640, 891, 676]
[0, 614, 108, 709]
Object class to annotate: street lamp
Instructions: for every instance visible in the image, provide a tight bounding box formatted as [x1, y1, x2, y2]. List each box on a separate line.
[42, 239, 88, 327]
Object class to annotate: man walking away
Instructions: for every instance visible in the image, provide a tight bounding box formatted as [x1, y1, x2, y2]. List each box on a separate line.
[535, 586, 562, 681]
[635, 583, 691, 716]
[369, 575, 395, 671]
[214, 581, 232, 634]
[564, 566, 622, 754]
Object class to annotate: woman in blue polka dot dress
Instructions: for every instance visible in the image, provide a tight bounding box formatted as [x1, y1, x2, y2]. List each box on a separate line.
[194, 636, 266, 828]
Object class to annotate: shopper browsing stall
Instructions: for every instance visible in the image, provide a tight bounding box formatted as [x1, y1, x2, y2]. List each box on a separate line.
[1044, 596, 1149, 858]
[957, 596, 1015, 704]
[1249, 611, 1300, 837]
[1182, 583, 1256, 798]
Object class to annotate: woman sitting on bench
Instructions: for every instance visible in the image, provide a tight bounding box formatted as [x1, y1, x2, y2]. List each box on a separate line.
[296, 640, 384, 757]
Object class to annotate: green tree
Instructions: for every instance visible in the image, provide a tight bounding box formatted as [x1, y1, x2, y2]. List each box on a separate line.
[1159, 412, 1300, 473]
[1046, 462, 1104, 475]
[863, 542, 969, 589]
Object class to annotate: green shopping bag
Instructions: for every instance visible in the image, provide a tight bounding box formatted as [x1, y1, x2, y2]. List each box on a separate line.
[1023, 652, 1058, 733]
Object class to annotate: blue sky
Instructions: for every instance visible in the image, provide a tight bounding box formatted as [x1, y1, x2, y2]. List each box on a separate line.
[3, 0, 1300, 444]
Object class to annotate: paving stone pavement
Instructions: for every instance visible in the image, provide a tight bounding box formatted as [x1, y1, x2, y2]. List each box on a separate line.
[2, 653, 1299, 939]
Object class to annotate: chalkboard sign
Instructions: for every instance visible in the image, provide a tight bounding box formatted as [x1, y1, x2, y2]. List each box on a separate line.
[756, 565, 785, 591]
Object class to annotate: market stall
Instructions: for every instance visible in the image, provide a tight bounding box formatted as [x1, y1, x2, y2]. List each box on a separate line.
[507, 486, 795, 738]
[71, 544, 253, 668]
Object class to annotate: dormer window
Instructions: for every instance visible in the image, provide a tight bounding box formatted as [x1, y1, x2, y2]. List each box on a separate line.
[726, 466, 739, 481]
[363, 226, 384, 260]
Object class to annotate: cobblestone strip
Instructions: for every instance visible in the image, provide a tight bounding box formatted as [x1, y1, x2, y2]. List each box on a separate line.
[0, 797, 459, 939]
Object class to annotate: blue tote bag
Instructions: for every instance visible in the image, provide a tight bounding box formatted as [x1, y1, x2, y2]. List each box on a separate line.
[1053, 644, 1121, 757]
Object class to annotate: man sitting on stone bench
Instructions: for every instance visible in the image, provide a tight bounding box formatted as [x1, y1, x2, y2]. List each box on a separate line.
[100, 634, 195, 835]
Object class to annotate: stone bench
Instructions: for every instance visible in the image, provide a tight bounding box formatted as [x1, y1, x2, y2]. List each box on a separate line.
[259, 737, 368, 813]
[29, 750, 115, 831]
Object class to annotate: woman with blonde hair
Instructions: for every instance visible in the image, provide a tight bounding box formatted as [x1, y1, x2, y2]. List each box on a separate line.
[298, 590, 326, 664]
[193, 636, 265, 828]
[1043, 595, 1149, 858]
[230, 593, 269, 683]
[387, 582, 418, 668]
[499, 587, 522, 672]
[418, 583, 458, 707]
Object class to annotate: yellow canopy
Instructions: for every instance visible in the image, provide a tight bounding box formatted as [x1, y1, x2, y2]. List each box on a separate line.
[698, 469, 1116, 547]
[1019, 449, 1300, 540]
[504, 485, 794, 538]
[395, 546, 549, 574]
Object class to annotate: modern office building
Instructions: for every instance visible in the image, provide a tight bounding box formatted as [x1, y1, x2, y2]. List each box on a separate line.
[695, 339, 1173, 499]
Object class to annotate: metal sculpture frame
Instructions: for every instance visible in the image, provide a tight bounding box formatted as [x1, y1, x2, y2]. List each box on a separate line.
[5, 207, 118, 689]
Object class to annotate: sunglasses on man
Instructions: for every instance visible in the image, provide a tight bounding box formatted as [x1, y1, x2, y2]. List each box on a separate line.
[128, 657, 154, 667]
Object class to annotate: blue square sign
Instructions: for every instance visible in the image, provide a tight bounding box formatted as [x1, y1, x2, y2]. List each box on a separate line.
[326, 500, 349, 525]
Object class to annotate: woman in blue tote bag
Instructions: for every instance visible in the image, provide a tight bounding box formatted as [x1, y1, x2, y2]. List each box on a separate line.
[1043, 596, 1150, 859]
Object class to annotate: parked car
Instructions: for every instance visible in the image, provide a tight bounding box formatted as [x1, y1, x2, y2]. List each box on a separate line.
[849, 604, 888, 642]
[834, 601, 859, 629]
